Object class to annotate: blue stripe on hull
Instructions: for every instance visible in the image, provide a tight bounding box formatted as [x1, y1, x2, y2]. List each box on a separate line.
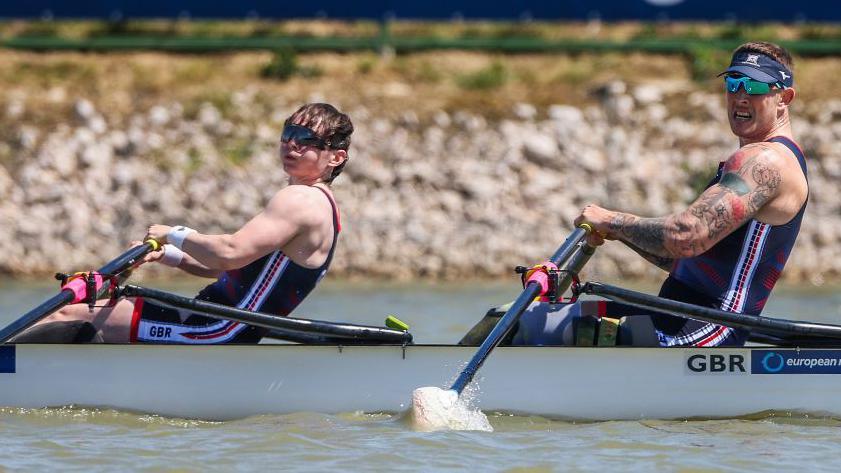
[0, 346, 15, 373]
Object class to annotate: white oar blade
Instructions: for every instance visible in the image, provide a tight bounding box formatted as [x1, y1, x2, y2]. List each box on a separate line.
[409, 387, 492, 432]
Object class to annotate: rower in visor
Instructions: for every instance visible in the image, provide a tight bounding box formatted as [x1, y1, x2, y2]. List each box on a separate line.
[511, 41, 808, 348]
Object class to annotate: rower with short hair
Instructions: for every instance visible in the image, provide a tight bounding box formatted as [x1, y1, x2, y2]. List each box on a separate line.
[18, 103, 352, 344]
[574, 41, 808, 347]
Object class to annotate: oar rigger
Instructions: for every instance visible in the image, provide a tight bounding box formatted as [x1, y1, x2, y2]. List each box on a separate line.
[0, 239, 161, 344]
[54, 271, 123, 311]
[515, 264, 582, 304]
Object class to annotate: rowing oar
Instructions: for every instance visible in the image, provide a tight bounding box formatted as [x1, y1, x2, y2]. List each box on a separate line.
[117, 285, 413, 344]
[580, 281, 841, 341]
[0, 240, 160, 343]
[410, 224, 594, 431]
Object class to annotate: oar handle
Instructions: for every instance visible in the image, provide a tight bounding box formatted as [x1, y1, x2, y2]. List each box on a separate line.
[99, 240, 161, 276]
[450, 225, 592, 395]
[548, 224, 592, 267]
[0, 240, 160, 343]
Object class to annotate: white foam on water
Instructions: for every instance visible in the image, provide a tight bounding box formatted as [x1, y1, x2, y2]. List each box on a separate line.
[410, 387, 493, 432]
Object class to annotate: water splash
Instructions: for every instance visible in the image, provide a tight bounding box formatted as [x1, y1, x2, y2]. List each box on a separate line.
[409, 387, 493, 432]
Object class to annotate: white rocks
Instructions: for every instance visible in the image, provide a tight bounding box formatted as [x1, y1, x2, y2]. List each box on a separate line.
[6, 100, 24, 119]
[0, 89, 838, 283]
[513, 102, 537, 120]
[80, 142, 113, 168]
[18, 126, 39, 150]
[632, 84, 663, 105]
[0, 166, 12, 198]
[521, 131, 558, 168]
[149, 105, 171, 127]
[198, 103, 222, 129]
[548, 105, 584, 124]
[46, 87, 67, 103]
[109, 130, 131, 155]
[74, 99, 97, 122]
[605, 94, 635, 123]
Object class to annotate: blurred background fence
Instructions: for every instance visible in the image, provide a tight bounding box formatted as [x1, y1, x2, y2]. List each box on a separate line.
[0, 1, 839, 54]
[1, 0, 838, 21]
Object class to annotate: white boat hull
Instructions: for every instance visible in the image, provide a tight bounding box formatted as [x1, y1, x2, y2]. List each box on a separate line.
[1, 344, 840, 421]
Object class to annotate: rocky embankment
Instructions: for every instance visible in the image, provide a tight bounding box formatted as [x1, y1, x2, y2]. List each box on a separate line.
[2, 81, 840, 283]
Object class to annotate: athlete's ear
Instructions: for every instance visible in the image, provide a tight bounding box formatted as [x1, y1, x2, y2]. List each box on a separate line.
[780, 87, 796, 107]
[328, 149, 347, 168]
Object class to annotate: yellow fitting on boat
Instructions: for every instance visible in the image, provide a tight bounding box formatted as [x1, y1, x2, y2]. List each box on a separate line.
[385, 315, 409, 332]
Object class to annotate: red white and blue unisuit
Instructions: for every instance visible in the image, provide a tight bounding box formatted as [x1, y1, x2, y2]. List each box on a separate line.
[130, 187, 340, 344]
[653, 137, 808, 347]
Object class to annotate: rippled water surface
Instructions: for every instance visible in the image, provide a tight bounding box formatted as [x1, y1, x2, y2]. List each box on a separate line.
[2, 278, 841, 471]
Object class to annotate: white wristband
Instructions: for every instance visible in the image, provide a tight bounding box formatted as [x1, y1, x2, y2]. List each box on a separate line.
[167, 226, 196, 250]
[159, 244, 184, 267]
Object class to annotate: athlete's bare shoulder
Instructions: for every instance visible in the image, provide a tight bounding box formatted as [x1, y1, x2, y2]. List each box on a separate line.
[719, 139, 805, 225]
[264, 184, 333, 228]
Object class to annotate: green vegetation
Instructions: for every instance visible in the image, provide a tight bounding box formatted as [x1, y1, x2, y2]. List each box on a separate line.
[355, 55, 377, 75]
[457, 61, 508, 90]
[688, 46, 732, 82]
[261, 48, 323, 81]
[1, 19, 841, 57]
[223, 138, 254, 166]
[683, 163, 720, 199]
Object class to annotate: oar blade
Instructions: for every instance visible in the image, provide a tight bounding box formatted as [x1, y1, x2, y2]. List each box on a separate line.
[409, 387, 491, 432]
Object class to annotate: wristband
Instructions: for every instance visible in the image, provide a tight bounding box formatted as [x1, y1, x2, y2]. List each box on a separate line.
[167, 225, 196, 250]
[159, 244, 184, 267]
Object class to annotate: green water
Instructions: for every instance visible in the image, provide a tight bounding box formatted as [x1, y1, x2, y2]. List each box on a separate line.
[1, 278, 841, 471]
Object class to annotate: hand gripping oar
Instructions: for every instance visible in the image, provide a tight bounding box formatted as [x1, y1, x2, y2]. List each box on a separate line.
[0, 240, 160, 343]
[410, 224, 594, 431]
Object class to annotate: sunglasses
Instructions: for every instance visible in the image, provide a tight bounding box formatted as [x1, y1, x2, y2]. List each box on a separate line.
[724, 76, 781, 95]
[281, 124, 329, 149]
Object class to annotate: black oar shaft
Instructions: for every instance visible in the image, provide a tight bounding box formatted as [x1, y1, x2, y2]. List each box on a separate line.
[0, 241, 158, 343]
[119, 285, 412, 344]
[450, 226, 590, 395]
[582, 282, 841, 340]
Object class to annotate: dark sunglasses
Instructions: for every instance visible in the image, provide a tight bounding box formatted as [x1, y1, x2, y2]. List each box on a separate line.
[281, 124, 329, 149]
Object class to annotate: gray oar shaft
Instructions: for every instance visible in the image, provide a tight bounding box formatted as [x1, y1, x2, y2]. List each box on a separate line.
[450, 226, 589, 395]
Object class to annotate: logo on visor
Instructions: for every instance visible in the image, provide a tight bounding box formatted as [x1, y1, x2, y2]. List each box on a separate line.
[742, 54, 761, 66]
[780, 71, 790, 81]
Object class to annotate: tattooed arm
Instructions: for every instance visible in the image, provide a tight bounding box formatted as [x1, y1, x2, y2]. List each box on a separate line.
[620, 240, 675, 272]
[575, 144, 784, 260]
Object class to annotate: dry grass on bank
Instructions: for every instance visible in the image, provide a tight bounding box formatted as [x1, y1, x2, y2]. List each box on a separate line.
[1, 48, 840, 120]
[0, 50, 688, 130]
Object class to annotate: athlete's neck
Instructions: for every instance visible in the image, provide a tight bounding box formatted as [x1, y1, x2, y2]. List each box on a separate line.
[288, 175, 328, 187]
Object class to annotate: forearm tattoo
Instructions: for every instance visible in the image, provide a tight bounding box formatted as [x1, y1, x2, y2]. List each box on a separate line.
[611, 147, 782, 259]
[621, 240, 675, 272]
